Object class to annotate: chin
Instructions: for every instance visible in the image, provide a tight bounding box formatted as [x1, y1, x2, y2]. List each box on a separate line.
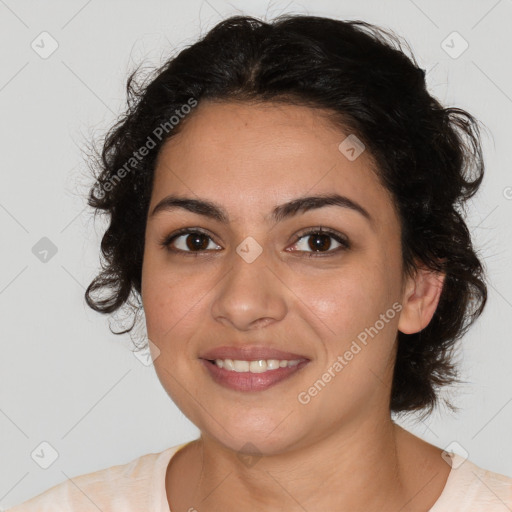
[201, 417, 307, 457]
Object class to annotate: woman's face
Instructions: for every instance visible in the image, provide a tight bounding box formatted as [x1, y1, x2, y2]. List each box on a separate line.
[141, 100, 413, 454]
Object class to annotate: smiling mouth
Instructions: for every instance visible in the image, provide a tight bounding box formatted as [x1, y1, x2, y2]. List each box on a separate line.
[206, 358, 307, 372]
[200, 358, 310, 392]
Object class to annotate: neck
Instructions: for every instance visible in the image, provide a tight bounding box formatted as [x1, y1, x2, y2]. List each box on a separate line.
[168, 416, 449, 512]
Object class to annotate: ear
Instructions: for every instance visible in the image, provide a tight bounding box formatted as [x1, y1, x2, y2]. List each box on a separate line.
[397, 264, 446, 335]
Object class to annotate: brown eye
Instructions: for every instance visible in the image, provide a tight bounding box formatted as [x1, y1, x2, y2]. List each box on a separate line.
[160, 229, 221, 254]
[182, 232, 211, 251]
[306, 233, 334, 252]
[288, 227, 350, 256]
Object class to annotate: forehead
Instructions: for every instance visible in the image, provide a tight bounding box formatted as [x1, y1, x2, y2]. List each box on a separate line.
[151, 100, 397, 228]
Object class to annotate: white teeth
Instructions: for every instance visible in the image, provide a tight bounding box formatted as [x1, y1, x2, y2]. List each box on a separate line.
[249, 360, 266, 373]
[213, 358, 303, 372]
[267, 360, 280, 370]
[233, 360, 249, 372]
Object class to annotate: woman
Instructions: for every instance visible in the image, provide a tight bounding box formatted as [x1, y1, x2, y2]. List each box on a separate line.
[8, 13, 512, 512]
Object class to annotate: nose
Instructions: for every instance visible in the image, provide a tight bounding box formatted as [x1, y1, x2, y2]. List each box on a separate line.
[210, 246, 288, 331]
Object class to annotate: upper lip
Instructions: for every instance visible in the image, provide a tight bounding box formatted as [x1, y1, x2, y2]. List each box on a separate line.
[200, 345, 310, 361]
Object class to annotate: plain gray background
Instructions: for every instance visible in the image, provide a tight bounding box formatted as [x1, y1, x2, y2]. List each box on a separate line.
[1, 0, 511, 508]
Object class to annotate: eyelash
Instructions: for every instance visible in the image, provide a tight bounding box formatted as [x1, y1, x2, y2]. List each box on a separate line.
[158, 226, 350, 258]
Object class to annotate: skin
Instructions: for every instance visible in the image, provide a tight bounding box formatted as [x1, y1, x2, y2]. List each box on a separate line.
[141, 100, 450, 512]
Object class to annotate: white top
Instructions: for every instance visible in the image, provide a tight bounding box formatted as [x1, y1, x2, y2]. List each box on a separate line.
[4, 443, 512, 511]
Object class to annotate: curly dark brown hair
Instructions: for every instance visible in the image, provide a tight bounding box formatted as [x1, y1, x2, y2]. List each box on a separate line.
[84, 14, 487, 417]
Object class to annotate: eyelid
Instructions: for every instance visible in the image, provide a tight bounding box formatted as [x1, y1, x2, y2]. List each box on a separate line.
[292, 226, 349, 245]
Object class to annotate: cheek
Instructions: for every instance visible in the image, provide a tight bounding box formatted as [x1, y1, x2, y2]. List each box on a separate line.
[297, 264, 386, 330]
[142, 269, 205, 403]
[142, 257, 208, 340]
[298, 262, 399, 368]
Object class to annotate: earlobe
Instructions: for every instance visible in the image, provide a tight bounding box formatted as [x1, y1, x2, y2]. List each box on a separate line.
[397, 266, 446, 335]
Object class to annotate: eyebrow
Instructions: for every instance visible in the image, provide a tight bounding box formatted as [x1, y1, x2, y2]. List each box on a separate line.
[149, 193, 373, 227]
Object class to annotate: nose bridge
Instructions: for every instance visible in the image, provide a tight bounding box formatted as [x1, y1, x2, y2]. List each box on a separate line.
[210, 238, 287, 330]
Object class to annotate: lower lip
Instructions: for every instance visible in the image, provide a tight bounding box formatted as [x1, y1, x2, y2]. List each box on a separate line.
[200, 359, 310, 392]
